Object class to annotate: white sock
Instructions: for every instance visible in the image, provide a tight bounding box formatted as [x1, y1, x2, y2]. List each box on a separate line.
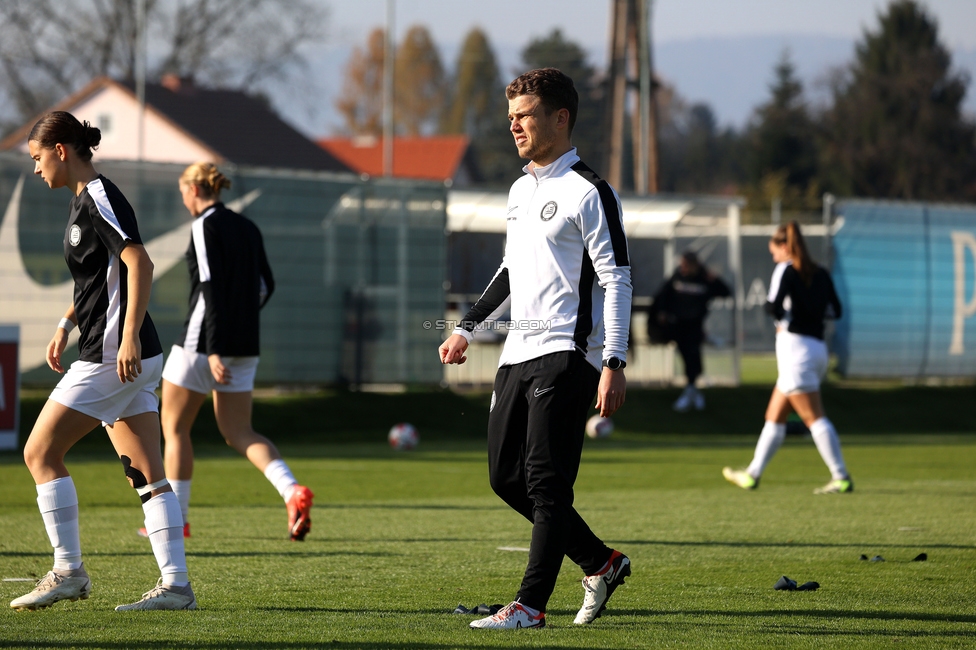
[36, 477, 82, 571]
[746, 421, 787, 479]
[169, 479, 191, 522]
[263, 459, 298, 502]
[810, 417, 849, 480]
[143, 492, 189, 587]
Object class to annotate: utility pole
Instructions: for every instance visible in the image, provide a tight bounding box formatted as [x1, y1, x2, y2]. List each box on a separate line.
[604, 0, 658, 194]
[382, 0, 395, 177]
[135, 0, 146, 161]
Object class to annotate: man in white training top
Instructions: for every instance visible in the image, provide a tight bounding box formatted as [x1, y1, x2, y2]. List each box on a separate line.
[440, 67, 633, 630]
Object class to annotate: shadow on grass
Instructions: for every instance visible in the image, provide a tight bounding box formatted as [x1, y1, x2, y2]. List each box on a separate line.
[0, 632, 592, 650]
[561, 608, 976, 625]
[613, 539, 976, 550]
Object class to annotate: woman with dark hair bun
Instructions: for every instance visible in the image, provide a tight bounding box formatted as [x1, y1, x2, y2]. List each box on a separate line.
[722, 221, 853, 494]
[11, 111, 195, 612]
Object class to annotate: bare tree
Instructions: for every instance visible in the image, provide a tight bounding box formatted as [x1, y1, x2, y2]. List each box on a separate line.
[0, 0, 326, 133]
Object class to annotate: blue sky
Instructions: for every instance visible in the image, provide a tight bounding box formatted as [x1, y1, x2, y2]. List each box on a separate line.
[274, 0, 976, 135]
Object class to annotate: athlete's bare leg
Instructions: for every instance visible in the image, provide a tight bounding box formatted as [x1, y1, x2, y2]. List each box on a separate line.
[786, 391, 825, 426]
[23, 401, 100, 484]
[160, 379, 208, 481]
[212, 391, 281, 472]
[764, 387, 793, 424]
[105, 412, 171, 496]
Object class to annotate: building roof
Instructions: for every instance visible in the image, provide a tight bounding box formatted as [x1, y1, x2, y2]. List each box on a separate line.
[316, 135, 471, 181]
[0, 76, 350, 173]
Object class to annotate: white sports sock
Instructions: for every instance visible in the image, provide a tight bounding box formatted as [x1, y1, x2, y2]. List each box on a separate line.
[143, 492, 189, 587]
[810, 417, 848, 480]
[263, 459, 298, 502]
[169, 479, 191, 522]
[746, 421, 787, 479]
[36, 477, 82, 571]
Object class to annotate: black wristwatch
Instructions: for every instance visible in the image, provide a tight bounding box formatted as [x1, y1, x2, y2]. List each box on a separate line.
[602, 356, 627, 371]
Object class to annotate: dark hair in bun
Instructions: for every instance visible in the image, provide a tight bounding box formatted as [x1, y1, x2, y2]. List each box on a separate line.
[28, 111, 101, 162]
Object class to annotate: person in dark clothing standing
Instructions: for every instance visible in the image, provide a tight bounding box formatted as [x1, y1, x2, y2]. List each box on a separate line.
[651, 251, 730, 411]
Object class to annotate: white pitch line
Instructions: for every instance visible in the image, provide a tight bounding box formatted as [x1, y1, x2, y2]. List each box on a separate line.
[3, 578, 35, 582]
[496, 546, 530, 552]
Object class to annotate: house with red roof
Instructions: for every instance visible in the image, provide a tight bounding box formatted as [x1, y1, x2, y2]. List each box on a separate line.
[316, 135, 480, 186]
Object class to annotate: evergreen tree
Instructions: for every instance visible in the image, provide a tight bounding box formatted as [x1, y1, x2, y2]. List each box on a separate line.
[823, 0, 976, 200]
[745, 51, 820, 209]
[440, 28, 519, 185]
[520, 29, 605, 172]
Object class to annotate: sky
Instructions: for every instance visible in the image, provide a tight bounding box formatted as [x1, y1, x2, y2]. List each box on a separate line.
[277, 0, 976, 136]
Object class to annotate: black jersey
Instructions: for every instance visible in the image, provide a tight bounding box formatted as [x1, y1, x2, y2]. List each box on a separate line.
[65, 175, 162, 364]
[653, 267, 731, 324]
[765, 262, 842, 340]
[175, 203, 274, 356]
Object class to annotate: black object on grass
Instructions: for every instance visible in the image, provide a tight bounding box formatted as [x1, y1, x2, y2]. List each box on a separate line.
[797, 581, 820, 591]
[859, 554, 868, 560]
[453, 603, 503, 615]
[773, 576, 797, 590]
[913, 553, 927, 562]
[870, 555, 885, 562]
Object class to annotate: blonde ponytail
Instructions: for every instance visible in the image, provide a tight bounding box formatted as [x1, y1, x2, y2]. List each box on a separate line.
[180, 162, 231, 199]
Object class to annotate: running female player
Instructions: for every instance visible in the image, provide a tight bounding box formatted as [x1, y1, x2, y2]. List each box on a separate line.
[147, 162, 313, 541]
[723, 221, 853, 494]
[11, 111, 194, 612]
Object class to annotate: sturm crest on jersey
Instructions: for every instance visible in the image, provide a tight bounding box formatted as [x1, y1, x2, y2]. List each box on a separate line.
[68, 224, 81, 246]
[540, 200, 557, 221]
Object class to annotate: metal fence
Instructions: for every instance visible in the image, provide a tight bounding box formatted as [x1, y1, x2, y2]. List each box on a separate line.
[0, 154, 447, 386]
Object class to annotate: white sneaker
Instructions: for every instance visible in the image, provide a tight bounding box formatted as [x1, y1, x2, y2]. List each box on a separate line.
[469, 600, 545, 629]
[10, 565, 91, 611]
[115, 579, 196, 611]
[574, 550, 631, 624]
[672, 387, 694, 412]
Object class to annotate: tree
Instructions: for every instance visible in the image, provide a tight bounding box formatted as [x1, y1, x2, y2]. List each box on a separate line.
[394, 25, 446, 136]
[745, 51, 820, 209]
[336, 28, 386, 136]
[337, 25, 447, 138]
[0, 0, 325, 134]
[441, 28, 519, 186]
[520, 29, 606, 172]
[822, 0, 976, 200]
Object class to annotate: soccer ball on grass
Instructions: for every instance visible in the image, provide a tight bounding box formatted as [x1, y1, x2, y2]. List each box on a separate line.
[388, 422, 419, 450]
[585, 415, 614, 439]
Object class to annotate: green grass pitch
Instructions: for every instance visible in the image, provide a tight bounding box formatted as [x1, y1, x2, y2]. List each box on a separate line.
[1, 386, 975, 648]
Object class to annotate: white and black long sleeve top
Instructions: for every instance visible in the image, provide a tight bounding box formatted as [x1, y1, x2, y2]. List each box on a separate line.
[65, 175, 162, 363]
[765, 261, 841, 340]
[175, 203, 274, 356]
[454, 148, 632, 371]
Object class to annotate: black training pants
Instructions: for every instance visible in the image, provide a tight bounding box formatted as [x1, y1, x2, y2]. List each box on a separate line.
[486, 350, 612, 611]
[673, 321, 704, 385]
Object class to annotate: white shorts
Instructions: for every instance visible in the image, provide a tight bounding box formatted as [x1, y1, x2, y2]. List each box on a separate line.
[161, 345, 259, 394]
[775, 331, 828, 395]
[50, 354, 163, 426]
